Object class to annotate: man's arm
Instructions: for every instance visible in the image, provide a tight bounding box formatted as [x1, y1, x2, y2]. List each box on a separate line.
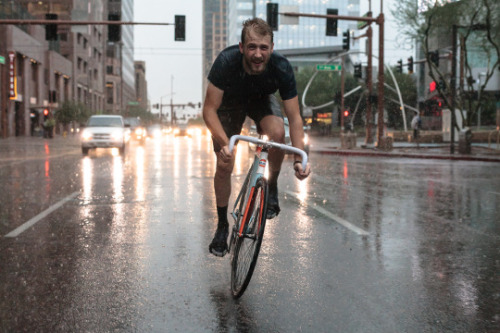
[282, 96, 305, 153]
[282, 96, 310, 179]
[203, 83, 227, 147]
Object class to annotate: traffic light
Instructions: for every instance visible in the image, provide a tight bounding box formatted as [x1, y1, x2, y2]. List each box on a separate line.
[438, 79, 446, 91]
[43, 108, 49, 121]
[342, 29, 350, 51]
[343, 110, 350, 117]
[326, 8, 338, 36]
[429, 50, 439, 66]
[108, 13, 121, 42]
[396, 59, 403, 73]
[45, 13, 58, 41]
[175, 15, 186, 41]
[354, 63, 362, 79]
[407, 56, 414, 73]
[266, 3, 279, 31]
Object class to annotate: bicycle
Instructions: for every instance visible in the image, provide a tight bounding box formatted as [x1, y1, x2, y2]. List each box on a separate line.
[227, 134, 308, 298]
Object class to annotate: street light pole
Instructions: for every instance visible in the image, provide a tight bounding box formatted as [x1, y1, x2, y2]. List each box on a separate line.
[170, 75, 175, 126]
[451, 24, 457, 154]
[477, 72, 486, 130]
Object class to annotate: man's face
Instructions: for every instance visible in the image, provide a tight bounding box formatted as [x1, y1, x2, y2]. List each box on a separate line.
[239, 29, 274, 75]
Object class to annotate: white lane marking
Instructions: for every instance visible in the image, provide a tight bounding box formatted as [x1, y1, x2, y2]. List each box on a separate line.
[284, 190, 370, 236]
[5, 191, 80, 238]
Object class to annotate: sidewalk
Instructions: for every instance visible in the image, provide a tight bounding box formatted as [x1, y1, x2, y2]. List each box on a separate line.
[0, 135, 81, 163]
[308, 135, 500, 163]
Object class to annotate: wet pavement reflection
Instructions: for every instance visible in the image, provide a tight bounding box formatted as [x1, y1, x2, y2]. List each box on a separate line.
[0, 134, 499, 332]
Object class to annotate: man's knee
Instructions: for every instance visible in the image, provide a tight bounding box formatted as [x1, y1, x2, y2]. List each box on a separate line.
[216, 157, 234, 176]
[260, 116, 285, 142]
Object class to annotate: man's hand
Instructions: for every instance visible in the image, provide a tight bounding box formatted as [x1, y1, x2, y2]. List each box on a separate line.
[293, 161, 311, 180]
[218, 145, 233, 163]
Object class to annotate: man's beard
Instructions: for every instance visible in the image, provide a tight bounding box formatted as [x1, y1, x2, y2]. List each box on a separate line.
[244, 56, 267, 75]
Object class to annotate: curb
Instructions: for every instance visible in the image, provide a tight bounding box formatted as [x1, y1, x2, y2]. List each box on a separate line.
[312, 149, 500, 163]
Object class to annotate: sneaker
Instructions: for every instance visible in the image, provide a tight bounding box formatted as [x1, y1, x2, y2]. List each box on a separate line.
[209, 226, 229, 257]
[266, 187, 280, 219]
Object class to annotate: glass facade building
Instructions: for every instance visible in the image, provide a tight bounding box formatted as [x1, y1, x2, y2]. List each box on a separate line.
[227, 0, 360, 50]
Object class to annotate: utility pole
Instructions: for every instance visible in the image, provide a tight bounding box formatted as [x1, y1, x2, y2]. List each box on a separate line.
[284, 9, 385, 145]
[450, 25, 457, 154]
[376, 12, 385, 146]
[353, 20, 374, 144]
[340, 56, 345, 131]
[366, 25, 373, 144]
[170, 76, 174, 126]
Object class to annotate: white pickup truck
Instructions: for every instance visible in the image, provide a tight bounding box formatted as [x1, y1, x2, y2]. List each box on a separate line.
[80, 115, 129, 155]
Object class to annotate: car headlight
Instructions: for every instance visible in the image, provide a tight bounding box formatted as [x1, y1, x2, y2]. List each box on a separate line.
[81, 129, 92, 141]
[135, 128, 144, 136]
[111, 131, 123, 140]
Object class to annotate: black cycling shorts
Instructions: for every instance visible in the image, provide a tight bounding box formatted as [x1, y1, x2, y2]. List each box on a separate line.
[212, 94, 283, 152]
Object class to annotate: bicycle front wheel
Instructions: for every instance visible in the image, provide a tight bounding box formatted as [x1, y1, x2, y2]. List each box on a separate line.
[231, 178, 268, 298]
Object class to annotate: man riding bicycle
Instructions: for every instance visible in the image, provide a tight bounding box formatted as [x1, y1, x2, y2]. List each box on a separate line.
[203, 18, 311, 257]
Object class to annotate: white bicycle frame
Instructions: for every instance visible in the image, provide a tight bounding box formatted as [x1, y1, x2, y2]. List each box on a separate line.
[228, 135, 308, 228]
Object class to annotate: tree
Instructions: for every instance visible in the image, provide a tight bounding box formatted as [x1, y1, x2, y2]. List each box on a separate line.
[392, 0, 500, 128]
[54, 101, 92, 128]
[124, 105, 157, 125]
[295, 65, 363, 129]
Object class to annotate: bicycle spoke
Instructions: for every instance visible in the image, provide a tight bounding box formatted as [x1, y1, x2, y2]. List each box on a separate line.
[231, 180, 268, 298]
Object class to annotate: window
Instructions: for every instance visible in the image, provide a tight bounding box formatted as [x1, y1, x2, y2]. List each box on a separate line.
[106, 82, 114, 104]
[106, 66, 113, 74]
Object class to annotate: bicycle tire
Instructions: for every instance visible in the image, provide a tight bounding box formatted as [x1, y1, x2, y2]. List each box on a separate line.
[231, 178, 268, 298]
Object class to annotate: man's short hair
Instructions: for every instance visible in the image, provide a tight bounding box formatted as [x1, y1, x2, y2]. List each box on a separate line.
[241, 18, 274, 44]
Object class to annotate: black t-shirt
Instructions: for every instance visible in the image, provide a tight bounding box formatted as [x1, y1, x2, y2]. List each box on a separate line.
[208, 45, 297, 104]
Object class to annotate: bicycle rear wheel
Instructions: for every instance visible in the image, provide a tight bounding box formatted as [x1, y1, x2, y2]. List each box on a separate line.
[231, 178, 268, 298]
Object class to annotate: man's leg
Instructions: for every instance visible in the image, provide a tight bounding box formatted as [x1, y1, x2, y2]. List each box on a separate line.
[209, 153, 234, 257]
[208, 108, 245, 257]
[259, 115, 285, 218]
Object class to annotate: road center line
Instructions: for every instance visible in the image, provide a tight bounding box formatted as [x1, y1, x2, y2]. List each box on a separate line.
[5, 191, 80, 238]
[284, 190, 370, 236]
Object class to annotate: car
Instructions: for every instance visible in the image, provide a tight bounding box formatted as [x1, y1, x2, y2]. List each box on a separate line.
[81, 115, 129, 155]
[146, 124, 163, 139]
[174, 122, 190, 137]
[124, 117, 147, 144]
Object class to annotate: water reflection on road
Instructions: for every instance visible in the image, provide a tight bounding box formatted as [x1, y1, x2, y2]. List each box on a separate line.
[0, 134, 499, 332]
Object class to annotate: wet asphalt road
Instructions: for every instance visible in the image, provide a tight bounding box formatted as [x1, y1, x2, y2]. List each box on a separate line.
[0, 134, 499, 332]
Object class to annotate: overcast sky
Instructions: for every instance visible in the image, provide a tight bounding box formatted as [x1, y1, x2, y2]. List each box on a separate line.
[133, 0, 413, 108]
[133, 0, 203, 108]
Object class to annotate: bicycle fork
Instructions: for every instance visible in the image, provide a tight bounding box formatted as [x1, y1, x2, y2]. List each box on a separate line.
[229, 148, 268, 251]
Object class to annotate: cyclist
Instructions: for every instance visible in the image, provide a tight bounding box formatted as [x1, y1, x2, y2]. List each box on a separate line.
[203, 18, 311, 257]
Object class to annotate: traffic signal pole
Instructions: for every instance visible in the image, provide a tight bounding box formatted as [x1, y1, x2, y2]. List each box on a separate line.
[0, 19, 174, 26]
[366, 26, 373, 144]
[284, 11, 386, 146]
[340, 56, 345, 131]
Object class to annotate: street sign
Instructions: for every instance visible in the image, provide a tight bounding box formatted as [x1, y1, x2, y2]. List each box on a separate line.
[316, 64, 341, 71]
[357, 11, 372, 30]
[0, 55, 4, 64]
[128, 101, 139, 105]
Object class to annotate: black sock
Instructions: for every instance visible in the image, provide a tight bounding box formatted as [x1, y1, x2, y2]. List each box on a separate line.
[268, 171, 279, 193]
[217, 206, 228, 230]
